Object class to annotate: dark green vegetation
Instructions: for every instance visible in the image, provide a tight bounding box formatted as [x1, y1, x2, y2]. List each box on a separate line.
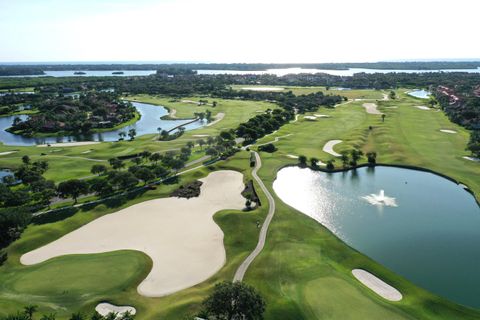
[9, 92, 136, 136]
[199, 281, 266, 320]
[170, 180, 202, 198]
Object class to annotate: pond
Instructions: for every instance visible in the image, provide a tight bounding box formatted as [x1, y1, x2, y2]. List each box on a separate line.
[0, 102, 205, 146]
[407, 89, 431, 99]
[273, 166, 480, 308]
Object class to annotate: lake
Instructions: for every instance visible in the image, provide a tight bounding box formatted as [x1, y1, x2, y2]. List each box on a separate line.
[0, 102, 204, 146]
[197, 67, 480, 76]
[407, 89, 431, 99]
[273, 166, 480, 308]
[0, 70, 157, 78]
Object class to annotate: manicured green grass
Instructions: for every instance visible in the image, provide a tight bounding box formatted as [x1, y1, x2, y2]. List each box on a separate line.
[0, 90, 479, 319]
[230, 85, 386, 99]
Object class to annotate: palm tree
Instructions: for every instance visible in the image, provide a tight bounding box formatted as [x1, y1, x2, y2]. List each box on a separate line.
[24, 305, 38, 320]
[340, 152, 349, 168]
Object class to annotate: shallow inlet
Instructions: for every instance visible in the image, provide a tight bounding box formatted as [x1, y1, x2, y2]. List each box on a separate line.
[273, 166, 480, 308]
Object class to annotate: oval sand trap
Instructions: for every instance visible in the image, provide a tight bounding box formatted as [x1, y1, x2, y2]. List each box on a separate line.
[95, 303, 136, 317]
[21, 170, 245, 297]
[352, 269, 402, 301]
[323, 140, 342, 157]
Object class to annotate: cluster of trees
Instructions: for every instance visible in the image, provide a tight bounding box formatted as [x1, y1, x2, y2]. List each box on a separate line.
[467, 131, 480, 158]
[9, 92, 136, 135]
[236, 109, 293, 145]
[0, 305, 135, 320]
[0, 156, 54, 209]
[297, 150, 377, 171]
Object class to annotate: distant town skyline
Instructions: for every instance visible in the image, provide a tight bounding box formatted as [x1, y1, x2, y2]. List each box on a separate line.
[0, 0, 478, 63]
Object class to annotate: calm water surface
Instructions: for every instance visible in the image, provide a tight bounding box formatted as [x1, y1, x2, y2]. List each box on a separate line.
[273, 166, 480, 308]
[0, 102, 204, 146]
[408, 89, 431, 99]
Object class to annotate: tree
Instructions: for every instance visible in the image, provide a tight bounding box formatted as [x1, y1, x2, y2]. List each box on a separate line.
[90, 164, 107, 175]
[69, 313, 85, 320]
[298, 155, 307, 167]
[366, 151, 377, 166]
[22, 155, 30, 166]
[340, 152, 349, 168]
[149, 153, 162, 164]
[310, 157, 319, 168]
[381, 114, 386, 122]
[212, 101, 217, 107]
[118, 131, 126, 141]
[131, 157, 142, 166]
[134, 167, 155, 185]
[467, 130, 480, 157]
[389, 90, 396, 100]
[57, 179, 89, 204]
[258, 143, 276, 153]
[128, 128, 137, 141]
[40, 314, 57, 320]
[186, 141, 195, 149]
[198, 139, 206, 149]
[326, 159, 335, 171]
[89, 178, 113, 196]
[201, 281, 265, 320]
[24, 305, 38, 320]
[108, 158, 124, 170]
[350, 149, 363, 167]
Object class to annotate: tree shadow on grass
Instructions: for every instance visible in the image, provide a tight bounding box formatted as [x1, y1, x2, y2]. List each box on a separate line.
[32, 207, 79, 225]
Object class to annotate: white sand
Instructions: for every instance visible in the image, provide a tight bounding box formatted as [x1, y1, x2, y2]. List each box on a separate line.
[286, 154, 299, 159]
[323, 140, 342, 157]
[304, 115, 317, 121]
[362, 103, 383, 115]
[414, 106, 430, 110]
[463, 156, 480, 162]
[206, 112, 225, 127]
[241, 87, 284, 91]
[384, 106, 398, 109]
[314, 114, 331, 118]
[440, 129, 457, 134]
[352, 269, 402, 301]
[192, 134, 210, 137]
[95, 303, 136, 318]
[81, 150, 92, 154]
[0, 151, 17, 156]
[37, 141, 100, 148]
[21, 170, 245, 297]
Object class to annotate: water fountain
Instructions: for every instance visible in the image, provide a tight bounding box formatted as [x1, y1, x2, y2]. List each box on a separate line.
[362, 189, 398, 207]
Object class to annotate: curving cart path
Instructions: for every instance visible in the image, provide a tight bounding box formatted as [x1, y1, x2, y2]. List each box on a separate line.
[234, 151, 276, 282]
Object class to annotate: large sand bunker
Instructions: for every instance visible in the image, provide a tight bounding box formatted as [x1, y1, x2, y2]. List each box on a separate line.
[21, 170, 245, 297]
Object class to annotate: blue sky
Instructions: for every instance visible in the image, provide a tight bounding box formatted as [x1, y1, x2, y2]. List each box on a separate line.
[0, 0, 478, 63]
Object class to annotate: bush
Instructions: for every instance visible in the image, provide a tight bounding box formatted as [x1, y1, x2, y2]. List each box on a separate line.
[258, 143, 277, 153]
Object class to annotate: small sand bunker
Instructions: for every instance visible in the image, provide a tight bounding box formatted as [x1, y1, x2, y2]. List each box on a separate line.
[414, 106, 430, 110]
[463, 156, 480, 162]
[323, 140, 342, 157]
[352, 269, 402, 301]
[95, 303, 136, 318]
[286, 154, 299, 159]
[314, 114, 331, 118]
[362, 103, 382, 115]
[304, 115, 317, 121]
[21, 170, 245, 297]
[0, 151, 17, 156]
[241, 87, 284, 91]
[440, 129, 457, 134]
[37, 141, 100, 148]
[206, 113, 225, 127]
[192, 134, 210, 137]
